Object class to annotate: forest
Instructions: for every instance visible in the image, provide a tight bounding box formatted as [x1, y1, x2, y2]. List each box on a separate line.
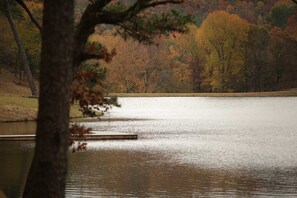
[0, 0, 297, 93]
[0, 1, 297, 198]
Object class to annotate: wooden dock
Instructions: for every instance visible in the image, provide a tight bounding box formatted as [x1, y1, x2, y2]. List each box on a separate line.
[0, 131, 138, 141]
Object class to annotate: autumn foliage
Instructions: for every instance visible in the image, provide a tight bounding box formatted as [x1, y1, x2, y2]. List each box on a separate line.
[1, 0, 296, 95]
[91, 2, 296, 93]
[69, 123, 93, 153]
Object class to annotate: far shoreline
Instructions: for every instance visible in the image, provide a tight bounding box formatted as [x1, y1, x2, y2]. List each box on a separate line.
[1, 89, 296, 123]
[109, 89, 297, 97]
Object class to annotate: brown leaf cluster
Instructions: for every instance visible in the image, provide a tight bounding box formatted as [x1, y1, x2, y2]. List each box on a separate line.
[69, 123, 93, 153]
[72, 69, 105, 107]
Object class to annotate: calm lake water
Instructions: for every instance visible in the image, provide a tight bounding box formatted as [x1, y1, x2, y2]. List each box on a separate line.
[0, 97, 297, 197]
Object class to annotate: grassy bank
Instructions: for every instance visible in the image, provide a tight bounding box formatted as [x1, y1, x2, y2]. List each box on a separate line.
[109, 89, 297, 97]
[0, 95, 82, 122]
[0, 69, 82, 122]
[1, 69, 296, 122]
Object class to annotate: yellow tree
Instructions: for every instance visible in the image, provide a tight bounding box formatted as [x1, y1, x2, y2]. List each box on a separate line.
[196, 11, 250, 92]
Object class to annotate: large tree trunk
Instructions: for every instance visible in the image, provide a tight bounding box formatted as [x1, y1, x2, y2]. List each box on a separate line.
[23, 0, 74, 197]
[5, 0, 37, 97]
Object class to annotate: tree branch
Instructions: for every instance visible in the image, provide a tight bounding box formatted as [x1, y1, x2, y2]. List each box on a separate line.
[74, 0, 186, 66]
[98, 0, 184, 24]
[73, 1, 113, 66]
[15, 0, 42, 32]
[148, 0, 184, 8]
[80, 53, 105, 62]
[92, 0, 112, 10]
[115, 10, 192, 44]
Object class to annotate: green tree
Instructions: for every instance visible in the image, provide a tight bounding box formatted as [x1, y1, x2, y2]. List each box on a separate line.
[270, 3, 296, 30]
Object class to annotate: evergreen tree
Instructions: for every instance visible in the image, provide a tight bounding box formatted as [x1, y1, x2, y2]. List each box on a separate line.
[22, 1, 192, 197]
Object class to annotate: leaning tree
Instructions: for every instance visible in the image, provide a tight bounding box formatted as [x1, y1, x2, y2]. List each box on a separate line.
[72, 0, 192, 107]
[1, 0, 38, 96]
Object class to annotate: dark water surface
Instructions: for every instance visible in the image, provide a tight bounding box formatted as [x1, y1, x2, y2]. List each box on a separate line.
[0, 97, 297, 197]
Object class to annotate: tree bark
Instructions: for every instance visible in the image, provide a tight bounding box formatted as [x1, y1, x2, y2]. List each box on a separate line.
[23, 0, 74, 197]
[5, 0, 38, 97]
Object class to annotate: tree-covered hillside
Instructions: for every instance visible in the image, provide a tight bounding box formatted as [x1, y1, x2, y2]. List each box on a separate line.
[1, 0, 296, 93]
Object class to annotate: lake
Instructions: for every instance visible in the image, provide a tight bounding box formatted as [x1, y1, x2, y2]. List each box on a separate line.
[1, 97, 297, 197]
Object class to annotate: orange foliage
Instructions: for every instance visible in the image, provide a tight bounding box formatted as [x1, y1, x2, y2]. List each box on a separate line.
[285, 13, 297, 40]
[90, 31, 154, 93]
[72, 69, 105, 107]
[69, 123, 93, 153]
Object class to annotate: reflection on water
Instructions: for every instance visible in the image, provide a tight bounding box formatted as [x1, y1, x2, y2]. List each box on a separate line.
[0, 97, 297, 197]
[0, 121, 36, 135]
[67, 150, 297, 197]
[0, 143, 33, 198]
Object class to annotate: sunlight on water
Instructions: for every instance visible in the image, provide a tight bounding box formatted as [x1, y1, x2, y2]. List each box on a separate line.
[0, 97, 297, 197]
[84, 97, 297, 169]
